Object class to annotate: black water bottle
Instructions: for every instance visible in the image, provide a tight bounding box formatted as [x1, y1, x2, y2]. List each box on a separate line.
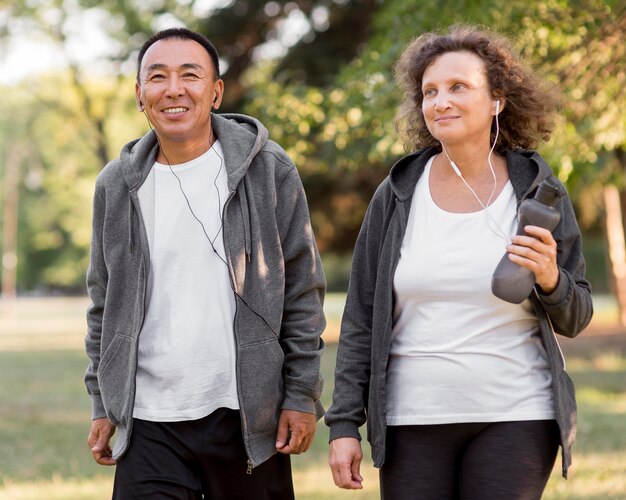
[491, 179, 561, 304]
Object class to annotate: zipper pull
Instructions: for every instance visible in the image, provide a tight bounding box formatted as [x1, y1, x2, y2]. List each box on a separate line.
[246, 459, 253, 475]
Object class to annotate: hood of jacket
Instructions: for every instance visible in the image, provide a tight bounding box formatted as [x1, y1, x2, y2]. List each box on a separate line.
[118, 112, 269, 192]
[117, 113, 269, 256]
[388, 147, 556, 202]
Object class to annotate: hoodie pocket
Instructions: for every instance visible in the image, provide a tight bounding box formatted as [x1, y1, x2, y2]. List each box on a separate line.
[239, 338, 285, 435]
[98, 333, 136, 428]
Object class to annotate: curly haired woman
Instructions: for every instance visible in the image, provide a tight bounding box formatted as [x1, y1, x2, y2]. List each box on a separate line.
[326, 25, 593, 499]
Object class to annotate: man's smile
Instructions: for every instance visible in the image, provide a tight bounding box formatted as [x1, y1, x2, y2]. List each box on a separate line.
[162, 106, 189, 115]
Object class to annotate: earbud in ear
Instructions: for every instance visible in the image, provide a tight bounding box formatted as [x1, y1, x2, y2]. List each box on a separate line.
[495, 100, 500, 115]
[138, 101, 144, 111]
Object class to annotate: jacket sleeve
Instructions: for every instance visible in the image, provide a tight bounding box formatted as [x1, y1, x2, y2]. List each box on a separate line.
[84, 177, 108, 420]
[275, 167, 326, 418]
[324, 181, 390, 441]
[536, 181, 593, 337]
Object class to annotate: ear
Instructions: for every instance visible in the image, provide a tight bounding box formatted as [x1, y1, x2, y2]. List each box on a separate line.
[211, 79, 225, 111]
[135, 82, 144, 112]
[493, 98, 505, 115]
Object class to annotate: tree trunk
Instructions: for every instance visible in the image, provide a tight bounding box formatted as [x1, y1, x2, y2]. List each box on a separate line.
[603, 184, 626, 326]
[1, 147, 20, 299]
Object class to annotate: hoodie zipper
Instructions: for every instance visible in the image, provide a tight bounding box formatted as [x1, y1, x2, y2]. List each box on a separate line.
[222, 188, 255, 473]
[533, 289, 567, 369]
[123, 189, 151, 455]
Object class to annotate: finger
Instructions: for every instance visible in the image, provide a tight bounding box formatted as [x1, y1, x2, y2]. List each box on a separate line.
[89, 431, 105, 451]
[507, 250, 545, 274]
[275, 416, 289, 449]
[87, 428, 98, 449]
[351, 455, 364, 482]
[98, 457, 117, 466]
[523, 225, 554, 242]
[514, 223, 556, 241]
[96, 454, 117, 466]
[93, 429, 112, 452]
[92, 445, 117, 466]
[330, 462, 349, 488]
[280, 428, 305, 454]
[330, 463, 343, 487]
[290, 426, 306, 452]
[508, 246, 555, 272]
[508, 238, 555, 261]
[301, 432, 313, 453]
[339, 462, 362, 489]
[510, 235, 552, 253]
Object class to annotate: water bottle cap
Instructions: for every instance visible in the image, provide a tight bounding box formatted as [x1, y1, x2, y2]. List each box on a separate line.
[535, 179, 560, 206]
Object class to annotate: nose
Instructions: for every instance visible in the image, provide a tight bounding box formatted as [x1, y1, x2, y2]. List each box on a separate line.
[165, 74, 185, 98]
[434, 92, 450, 111]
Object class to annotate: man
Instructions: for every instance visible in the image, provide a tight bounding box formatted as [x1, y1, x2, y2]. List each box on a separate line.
[84, 27, 326, 499]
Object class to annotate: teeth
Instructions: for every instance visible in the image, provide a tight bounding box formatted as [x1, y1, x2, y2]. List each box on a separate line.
[163, 107, 188, 114]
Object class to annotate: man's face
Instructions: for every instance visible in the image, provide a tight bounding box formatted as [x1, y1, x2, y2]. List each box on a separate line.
[136, 38, 223, 151]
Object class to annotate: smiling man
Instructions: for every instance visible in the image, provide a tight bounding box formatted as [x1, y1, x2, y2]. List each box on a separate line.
[84, 28, 326, 499]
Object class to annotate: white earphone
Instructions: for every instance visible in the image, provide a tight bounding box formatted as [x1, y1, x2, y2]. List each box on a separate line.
[495, 100, 500, 114]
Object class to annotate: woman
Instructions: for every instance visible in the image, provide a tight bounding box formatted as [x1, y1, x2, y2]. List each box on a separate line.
[325, 25, 592, 499]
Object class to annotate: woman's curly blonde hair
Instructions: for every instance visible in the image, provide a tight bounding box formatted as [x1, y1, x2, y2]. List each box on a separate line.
[394, 25, 558, 153]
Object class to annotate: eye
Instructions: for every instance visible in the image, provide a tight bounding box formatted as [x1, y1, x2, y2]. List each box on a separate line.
[149, 74, 165, 81]
[183, 72, 199, 79]
[423, 88, 436, 97]
[451, 83, 466, 91]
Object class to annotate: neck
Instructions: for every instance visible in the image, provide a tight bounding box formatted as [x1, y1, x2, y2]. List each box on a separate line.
[440, 141, 493, 178]
[156, 132, 217, 165]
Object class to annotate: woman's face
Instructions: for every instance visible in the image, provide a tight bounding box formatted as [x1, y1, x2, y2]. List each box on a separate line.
[421, 50, 497, 148]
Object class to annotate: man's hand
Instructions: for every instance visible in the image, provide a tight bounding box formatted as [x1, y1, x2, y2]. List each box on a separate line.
[329, 437, 364, 489]
[275, 409, 316, 454]
[88, 418, 117, 466]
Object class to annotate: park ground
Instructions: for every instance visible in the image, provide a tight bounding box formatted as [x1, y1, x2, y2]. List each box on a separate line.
[0, 294, 625, 499]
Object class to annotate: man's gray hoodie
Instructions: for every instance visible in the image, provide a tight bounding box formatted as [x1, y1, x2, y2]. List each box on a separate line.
[325, 147, 592, 478]
[85, 113, 326, 467]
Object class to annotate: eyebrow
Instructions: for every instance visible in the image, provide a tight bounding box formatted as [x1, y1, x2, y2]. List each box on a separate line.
[145, 63, 204, 73]
[422, 75, 475, 88]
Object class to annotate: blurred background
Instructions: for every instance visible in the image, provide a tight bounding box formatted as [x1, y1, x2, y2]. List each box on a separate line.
[0, 0, 625, 498]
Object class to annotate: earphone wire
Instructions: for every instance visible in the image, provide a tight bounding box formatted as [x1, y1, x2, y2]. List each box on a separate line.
[142, 113, 279, 337]
[440, 103, 511, 243]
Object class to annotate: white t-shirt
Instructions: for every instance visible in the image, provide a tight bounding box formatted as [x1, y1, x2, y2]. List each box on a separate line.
[134, 142, 239, 421]
[386, 157, 555, 425]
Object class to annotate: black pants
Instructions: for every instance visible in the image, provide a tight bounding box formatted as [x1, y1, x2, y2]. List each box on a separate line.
[113, 408, 294, 500]
[380, 420, 560, 500]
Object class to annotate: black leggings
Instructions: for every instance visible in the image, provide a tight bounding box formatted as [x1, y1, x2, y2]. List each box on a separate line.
[380, 420, 560, 500]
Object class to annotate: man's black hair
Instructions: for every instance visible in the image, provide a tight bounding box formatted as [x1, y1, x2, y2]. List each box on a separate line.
[136, 28, 220, 82]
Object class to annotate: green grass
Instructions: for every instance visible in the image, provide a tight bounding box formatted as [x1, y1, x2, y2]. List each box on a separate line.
[0, 297, 625, 499]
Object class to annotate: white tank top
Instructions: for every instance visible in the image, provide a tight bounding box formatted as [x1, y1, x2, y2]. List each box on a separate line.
[386, 157, 555, 425]
[134, 141, 239, 422]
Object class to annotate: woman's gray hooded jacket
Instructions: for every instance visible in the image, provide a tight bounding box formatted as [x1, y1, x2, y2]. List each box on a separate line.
[325, 147, 592, 478]
[85, 113, 326, 467]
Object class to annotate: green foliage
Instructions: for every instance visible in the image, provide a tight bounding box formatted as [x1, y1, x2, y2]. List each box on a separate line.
[242, 0, 626, 250]
[1, 74, 143, 291]
[320, 253, 352, 292]
[2, 0, 625, 289]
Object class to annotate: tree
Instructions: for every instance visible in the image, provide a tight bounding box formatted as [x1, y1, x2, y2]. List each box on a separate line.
[244, 0, 626, 315]
[0, 0, 383, 290]
[0, 76, 145, 292]
[2, 0, 625, 305]
[510, 0, 626, 323]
